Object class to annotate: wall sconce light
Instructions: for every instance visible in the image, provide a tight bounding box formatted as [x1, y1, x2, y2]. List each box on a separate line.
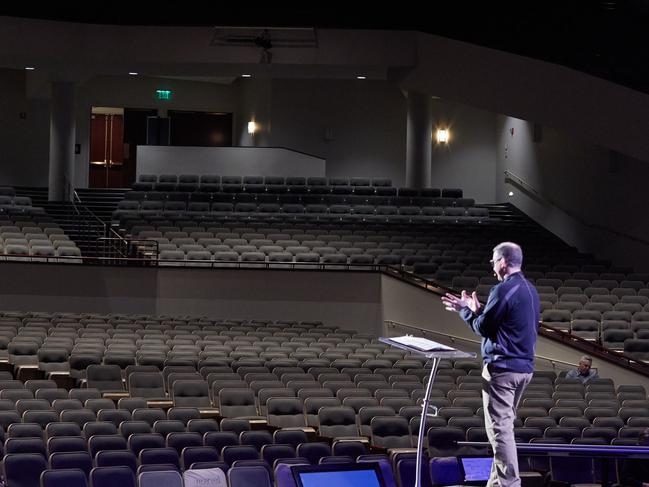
[247, 121, 258, 135]
[436, 129, 449, 144]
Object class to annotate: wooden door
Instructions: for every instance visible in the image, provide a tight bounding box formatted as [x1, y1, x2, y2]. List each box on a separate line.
[89, 113, 125, 188]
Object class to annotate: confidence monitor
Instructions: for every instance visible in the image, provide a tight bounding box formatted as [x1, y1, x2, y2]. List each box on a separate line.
[291, 463, 386, 487]
[458, 455, 493, 486]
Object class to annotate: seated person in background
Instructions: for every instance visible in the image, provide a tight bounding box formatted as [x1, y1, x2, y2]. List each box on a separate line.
[565, 355, 599, 383]
[618, 428, 649, 487]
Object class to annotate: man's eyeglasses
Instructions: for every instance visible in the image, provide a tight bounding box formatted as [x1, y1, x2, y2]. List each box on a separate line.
[489, 257, 503, 265]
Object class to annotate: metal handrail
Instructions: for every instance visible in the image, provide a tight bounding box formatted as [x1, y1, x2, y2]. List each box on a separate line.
[142, 257, 382, 271]
[539, 323, 649, 374]
[72, 189, 135, 261]
[72, 190, 107, 235]
[382, 265, 456, 295]
[97, 237, 159, 260]
[96, 237, 130, 259]
[104, 224, 134, 256]
[0, 253, 389, 271]
[384, 319, 576, 371]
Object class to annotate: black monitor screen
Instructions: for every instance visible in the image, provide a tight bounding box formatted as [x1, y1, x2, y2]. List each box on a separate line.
[292, 463, 386, 487]
[459, 456, 493, 484]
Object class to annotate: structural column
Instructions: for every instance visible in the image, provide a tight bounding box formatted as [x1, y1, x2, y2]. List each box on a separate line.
[238, 76, 272, 147]
[405, 91, 432, 189]
[48, 81, 76, 201]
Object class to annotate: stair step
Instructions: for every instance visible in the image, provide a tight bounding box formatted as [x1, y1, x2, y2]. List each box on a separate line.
[10, 188, 111, 256]
[76, 188, 127, 227]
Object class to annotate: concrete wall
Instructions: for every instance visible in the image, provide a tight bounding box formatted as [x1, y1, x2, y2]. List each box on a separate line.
[235, 77, 272, 147]
[495, 115, 649, 271]
[271, 79, 407, 186]
[156, 268, 382, 334]
[0, 263, 382, 336]
[136, 146, 325, 178]
[431, 99, 498, 203]
[0, 69, 50, 186]
[402, 32, 649, 165]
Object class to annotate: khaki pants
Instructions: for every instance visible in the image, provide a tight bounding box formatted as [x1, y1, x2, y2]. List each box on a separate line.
[482, 364, 532, 487]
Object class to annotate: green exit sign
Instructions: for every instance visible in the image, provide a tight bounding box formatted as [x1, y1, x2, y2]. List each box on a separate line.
[155, 89, 172, 100]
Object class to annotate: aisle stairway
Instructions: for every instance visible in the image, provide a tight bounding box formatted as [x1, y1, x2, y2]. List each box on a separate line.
[75, 188, 127, 223]
[13, 187, 113, 258]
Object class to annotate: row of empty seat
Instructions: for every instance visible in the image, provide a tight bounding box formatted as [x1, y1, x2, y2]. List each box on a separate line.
[0, 309, 645, 487]
[0, 310, 419, 487]
[0, 310, 441, 486]
[2, 440, 445, 487]
[0, 195, 33, 207]
[123, 190, 474, 208]
[138, 175, 398, 187]
[0, 209, 82, 261]
[133, 174, 462, 197]
[0, 367, 645, 448]
[113, 202, 490, 226]
[0, 309, 645, 434]
[123, 226, 522, 269]
[0, 193, 47, 218]
[0, 223, 82, 262]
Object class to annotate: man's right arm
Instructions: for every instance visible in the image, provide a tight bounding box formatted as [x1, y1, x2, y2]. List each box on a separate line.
[459, 286, 504, 338]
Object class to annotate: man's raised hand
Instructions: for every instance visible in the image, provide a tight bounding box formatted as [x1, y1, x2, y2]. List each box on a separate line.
[441, 290, 481, 314]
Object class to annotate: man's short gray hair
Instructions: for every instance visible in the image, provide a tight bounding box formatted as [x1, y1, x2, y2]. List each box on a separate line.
[493, 242, 523, 268]
[580, 355, 593, 364]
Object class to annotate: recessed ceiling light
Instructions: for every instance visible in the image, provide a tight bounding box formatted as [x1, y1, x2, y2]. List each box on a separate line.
[508, 191, 514, 197]
[241, 74, 252, 78]
[356, 76, 366, 80]
[128, 72, 138, 76]
[25, 67, 35, 71]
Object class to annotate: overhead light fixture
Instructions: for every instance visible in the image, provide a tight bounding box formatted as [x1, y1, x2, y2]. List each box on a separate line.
[436, 129, 449, 144]
[356, 76, 366, 80]
[247, 121, 258, 135]
[508, 191, 514, 197]
[25, 67, 35, 71]
[128, 72, 138, 76]
[241, 74, 252, 78]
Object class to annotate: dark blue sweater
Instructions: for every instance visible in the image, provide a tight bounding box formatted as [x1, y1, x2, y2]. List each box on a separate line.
[459, 271, 540, 373]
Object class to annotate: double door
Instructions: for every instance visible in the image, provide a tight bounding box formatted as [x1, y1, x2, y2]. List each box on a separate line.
[89, 114, 124, 188]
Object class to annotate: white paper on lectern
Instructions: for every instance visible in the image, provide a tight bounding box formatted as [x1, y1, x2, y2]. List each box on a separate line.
[389, 335, 455, 351]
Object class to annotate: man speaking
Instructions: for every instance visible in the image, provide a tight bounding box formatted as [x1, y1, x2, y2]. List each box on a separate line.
[441, 242, 540, 487]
